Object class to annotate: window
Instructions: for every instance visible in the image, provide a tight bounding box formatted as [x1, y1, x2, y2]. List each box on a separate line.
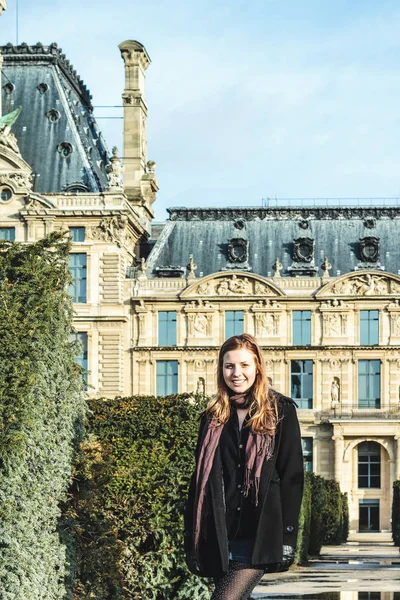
[358, 442, 380, 488]
[158, 311, 177, 346]
[359, 499, 380, 533]
[68, 253, 87, 303]
[302, 438, 313, 472]
[69, 227, 85, 242]
[291, 360, 313, 409]
[360, 310, 379, 345]
[0, 227, 15, 241]
[156, 360, 178, 396]
[358, 360, 380, 408]
[293, 310, 311, 345]
[70, 331, 88, 389]
[225, 310, 244, 338]
[0, 188, 12, 202]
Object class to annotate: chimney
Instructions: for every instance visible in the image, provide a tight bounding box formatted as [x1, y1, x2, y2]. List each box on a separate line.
[0, 0, 7, 117]
[119, 40, 158, 227]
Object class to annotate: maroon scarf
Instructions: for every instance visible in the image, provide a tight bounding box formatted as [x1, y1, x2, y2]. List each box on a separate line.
[192, 393, 275, 565]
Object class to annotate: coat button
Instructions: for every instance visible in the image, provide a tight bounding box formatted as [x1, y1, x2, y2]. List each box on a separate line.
[237, 484, 241, 489]
[238, 463, 241, 468]
[286, 525, 294, 533]
[237, 506, 241, 511]
[239, 444, 243, 449]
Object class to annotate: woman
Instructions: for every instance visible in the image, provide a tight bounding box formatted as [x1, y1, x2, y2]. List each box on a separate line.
[184, 334, 304, 600]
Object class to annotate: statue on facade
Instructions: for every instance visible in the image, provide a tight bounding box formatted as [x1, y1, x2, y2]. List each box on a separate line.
[272, 257, 283, 277]
[0, 0, 7, 16]
[0, 106, 22, 154]
[106, 146, 124, 189]
[331, 378, 340, 405]
[322, 257, 332, 277]
[187, 255, 197, 279]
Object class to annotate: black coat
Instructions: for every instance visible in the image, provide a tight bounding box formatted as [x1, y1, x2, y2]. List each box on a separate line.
[184, 392, 304, 577]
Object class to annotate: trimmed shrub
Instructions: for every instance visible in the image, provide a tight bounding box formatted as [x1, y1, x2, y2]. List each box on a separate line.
[0, 233, 86, 599]
[321, 479, 343, 545]
[64, 394, 212, 600]
[294, 470, 312, 565]
[308, 473, 327, 555]
[392, 480, 400, 546]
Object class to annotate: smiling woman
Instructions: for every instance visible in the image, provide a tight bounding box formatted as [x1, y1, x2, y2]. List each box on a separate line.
[184, 333, 304, 600]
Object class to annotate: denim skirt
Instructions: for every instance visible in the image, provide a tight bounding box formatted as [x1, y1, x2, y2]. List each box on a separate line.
[228, 538, 255, 564]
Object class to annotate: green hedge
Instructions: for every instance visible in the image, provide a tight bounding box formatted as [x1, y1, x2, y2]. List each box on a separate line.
[64, 394, 212, 600]
[294, 470, 312, 565]
[0, 233, 86, 599]
[308, 473, 327, 555]
[392, 480, 400, 545]
[321, 479, 343, 545]
[295, 474, 347, 562]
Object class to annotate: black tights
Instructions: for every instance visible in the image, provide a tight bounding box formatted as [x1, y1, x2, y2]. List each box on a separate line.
[211, 561, 264, 600]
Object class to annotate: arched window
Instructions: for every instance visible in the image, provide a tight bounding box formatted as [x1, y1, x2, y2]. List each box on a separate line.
[358, 441, 380, 488]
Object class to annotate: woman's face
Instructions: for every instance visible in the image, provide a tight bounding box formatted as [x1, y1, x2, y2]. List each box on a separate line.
[222, 348, 257, 394]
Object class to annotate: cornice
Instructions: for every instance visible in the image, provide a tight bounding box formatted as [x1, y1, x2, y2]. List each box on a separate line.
[1, 42, 93, 109]
[167, 206, 400, 222]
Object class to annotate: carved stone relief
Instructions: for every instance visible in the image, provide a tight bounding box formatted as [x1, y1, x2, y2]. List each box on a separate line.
[188, 313, 212, 337]
[331, 274, 391, 296]
[0, 171, 32, 191]
[255, 312, 279, 337]
[87, 214, 131, 247]
[193, 275, 280, 297]
[322, 313, 347, 336]
[391, 313, 400, 336]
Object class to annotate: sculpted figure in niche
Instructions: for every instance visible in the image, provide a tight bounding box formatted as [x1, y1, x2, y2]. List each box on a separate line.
[256, 313, 277, 337]
[196, 377, 206, 397]
[193, 313, 210, 336]
[331, 378, 340, 405]
[324, 313, 341, 336]
[392, 314, 400, 336]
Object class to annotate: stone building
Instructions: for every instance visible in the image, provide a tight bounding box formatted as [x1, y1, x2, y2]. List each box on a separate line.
[1, 34, 399, 536]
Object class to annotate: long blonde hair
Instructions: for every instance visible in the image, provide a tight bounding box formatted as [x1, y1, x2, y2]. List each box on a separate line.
[206, 333, 278, 435]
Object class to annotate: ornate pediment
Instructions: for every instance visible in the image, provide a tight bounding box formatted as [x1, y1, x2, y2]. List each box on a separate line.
[317, 271, 400, 298]
[180, 272, 286, 299]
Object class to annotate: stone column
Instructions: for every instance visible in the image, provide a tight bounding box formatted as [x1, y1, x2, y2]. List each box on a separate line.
[395, 435, 400, 479]
[332, 427, 345, 482]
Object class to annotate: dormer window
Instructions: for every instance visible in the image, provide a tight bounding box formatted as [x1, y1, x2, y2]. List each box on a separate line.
[57, 142, 73, 157]
[37, 83, 49, 94]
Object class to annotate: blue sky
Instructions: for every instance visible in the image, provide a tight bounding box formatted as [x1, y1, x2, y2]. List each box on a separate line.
[2, 0, 400, 219]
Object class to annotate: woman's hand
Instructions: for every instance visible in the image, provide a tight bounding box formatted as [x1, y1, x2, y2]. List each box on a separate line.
[277, 545, 295, 571]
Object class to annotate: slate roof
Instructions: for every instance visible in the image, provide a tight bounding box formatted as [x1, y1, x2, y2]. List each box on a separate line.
[145, 206, 400, 278]
[1, 42, 110, 193]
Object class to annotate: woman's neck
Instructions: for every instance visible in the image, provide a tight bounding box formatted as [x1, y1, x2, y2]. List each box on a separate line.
[236, 407, 248, 431]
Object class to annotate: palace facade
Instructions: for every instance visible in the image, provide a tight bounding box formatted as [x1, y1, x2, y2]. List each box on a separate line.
[1, 37, 399, 537]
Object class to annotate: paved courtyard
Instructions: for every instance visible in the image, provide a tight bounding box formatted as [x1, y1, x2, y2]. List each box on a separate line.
[253, 542, 400, 597]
